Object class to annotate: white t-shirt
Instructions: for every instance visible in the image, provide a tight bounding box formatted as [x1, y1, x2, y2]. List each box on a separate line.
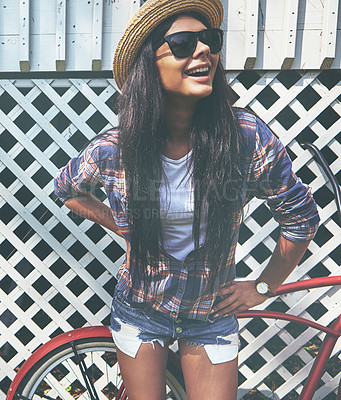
[160, 150, 206, 262]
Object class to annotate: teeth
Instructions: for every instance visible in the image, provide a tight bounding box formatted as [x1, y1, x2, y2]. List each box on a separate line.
[188, 67, 209, 75]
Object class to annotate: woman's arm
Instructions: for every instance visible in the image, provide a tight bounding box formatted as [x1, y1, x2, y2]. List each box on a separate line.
[210, 115, 319, 318]
[210, 235, 310, 317]
[65, 193, 125, 238]
[65, 193, 131, 262]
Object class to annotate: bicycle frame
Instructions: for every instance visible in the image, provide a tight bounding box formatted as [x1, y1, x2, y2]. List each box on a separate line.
[7, 276, 340, 400]
[237, 275, 341, 400]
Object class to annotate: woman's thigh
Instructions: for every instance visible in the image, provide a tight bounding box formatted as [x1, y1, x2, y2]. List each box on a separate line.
[116, 341, 169, 400]
[179, 341, 238, 400]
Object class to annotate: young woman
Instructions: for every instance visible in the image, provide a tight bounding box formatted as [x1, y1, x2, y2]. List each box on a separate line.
[54, 0, 320, 399]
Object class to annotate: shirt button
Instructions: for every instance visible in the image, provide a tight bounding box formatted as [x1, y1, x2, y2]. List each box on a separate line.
[171, 311, 177, 317]
[178, 288, 183, 294]
[176, 327, 183, 334]
[176, 318, 182, 323]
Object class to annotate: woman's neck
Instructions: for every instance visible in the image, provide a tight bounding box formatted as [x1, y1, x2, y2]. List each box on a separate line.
[164, 95, 196, 142]
[163, 95, 197, 159]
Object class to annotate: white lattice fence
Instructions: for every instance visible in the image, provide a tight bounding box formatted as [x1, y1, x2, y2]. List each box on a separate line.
[0, 71, 340, 399]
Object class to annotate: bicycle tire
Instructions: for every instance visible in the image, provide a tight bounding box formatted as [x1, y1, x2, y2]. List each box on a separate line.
[13, 336, 187, 400]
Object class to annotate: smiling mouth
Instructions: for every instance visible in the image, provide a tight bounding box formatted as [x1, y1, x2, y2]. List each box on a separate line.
[185, 66, 210, 77]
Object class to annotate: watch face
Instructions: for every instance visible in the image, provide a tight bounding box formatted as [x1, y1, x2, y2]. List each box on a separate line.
[257, 282, 268, 294]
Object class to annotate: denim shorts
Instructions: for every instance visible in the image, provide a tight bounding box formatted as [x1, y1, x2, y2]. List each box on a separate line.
[110, 289, 240, 364]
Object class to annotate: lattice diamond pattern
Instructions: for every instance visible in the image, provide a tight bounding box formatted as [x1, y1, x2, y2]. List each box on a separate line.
[0, 72, 340, 399]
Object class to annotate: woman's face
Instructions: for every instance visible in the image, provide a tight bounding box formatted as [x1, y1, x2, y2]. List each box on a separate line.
[155, 16, 220, 102]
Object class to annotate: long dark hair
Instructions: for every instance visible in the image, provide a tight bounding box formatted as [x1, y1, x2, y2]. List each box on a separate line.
[118, 12, 245, 292]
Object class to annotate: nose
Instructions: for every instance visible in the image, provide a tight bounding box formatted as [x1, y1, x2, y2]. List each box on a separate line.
[192, 38, 210, 58]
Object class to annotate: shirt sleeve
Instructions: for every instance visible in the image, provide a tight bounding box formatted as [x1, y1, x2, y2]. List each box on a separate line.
[54, 140, 103, 203]
[248, 117, 320, 242]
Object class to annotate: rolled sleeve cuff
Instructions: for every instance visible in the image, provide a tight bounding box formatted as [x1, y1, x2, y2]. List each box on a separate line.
[54, 175, 72, 204]
[280, 218, 320, 242]
[268, 175, 320, 242]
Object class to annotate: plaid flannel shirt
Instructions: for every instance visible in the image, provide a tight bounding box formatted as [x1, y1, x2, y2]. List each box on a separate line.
[54, 109, 320, 321]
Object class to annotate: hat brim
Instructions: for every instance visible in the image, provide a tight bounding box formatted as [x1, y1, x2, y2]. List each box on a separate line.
[113, 0, 224, 90]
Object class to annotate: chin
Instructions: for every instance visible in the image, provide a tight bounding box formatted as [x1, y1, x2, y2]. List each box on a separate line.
[166, 84, 213, 102]
[190, 86, 213, 99]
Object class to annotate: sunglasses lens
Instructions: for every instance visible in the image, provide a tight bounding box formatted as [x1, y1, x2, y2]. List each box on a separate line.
[200, 29, 223, 54]
[169, 32, 196, 58]
[163, 29, 223, 58]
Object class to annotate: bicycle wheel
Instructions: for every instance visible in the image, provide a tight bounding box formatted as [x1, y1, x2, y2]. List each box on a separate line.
[13, 336, 186, 400]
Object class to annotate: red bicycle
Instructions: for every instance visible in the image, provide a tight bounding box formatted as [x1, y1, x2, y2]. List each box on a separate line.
[5, 276, 341, 400]
[6, 144, 340, 400]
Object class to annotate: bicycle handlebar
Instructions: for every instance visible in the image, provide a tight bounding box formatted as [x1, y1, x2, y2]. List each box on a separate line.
[276, 275, 341, 295]
[301, 142, 341, 223]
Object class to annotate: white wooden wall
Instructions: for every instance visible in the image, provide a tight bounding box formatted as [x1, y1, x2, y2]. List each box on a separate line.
[0, 0, 341, 72]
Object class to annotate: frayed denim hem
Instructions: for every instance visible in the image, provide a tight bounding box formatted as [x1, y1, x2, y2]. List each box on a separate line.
[179, 333, 240, 364]
[109, 316, 169, 358]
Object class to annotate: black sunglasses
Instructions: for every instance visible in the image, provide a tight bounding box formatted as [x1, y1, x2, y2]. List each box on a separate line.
[156, 28, 223, 58]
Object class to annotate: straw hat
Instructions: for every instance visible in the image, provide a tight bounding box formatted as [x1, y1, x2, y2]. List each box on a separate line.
[113, 0, 224, 89]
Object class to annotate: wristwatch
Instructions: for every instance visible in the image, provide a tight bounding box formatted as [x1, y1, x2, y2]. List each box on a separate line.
[255, 280, 276, 297]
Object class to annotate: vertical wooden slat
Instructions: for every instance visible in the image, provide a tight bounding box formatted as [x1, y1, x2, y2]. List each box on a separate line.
[19, 0, 30, 72]
[281, 0, 299, 69]
[56, 0, 66, 71]
[244, 0, 258, 70]
[1, 0, 341, 72]
[130, 0, 141, 17]
[320, 0, 339, 69]
[92, 0, 103, 71]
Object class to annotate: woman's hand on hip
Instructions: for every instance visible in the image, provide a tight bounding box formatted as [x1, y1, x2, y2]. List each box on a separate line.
[210, 281, 267, 318]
